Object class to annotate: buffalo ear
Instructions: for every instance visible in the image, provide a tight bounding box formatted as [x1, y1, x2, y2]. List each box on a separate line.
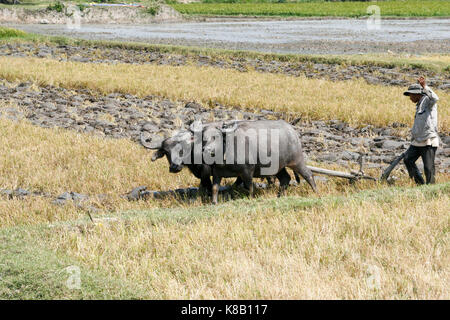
[141, 132, 163, 149]
[151, 149, 165, 162]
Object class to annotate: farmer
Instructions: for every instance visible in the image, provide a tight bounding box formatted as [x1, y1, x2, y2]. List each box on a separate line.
[403, 76, 439, 184]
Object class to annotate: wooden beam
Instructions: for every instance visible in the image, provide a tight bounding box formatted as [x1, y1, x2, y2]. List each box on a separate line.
[380, 151, 407, 181]
[307, 165, 376, 181]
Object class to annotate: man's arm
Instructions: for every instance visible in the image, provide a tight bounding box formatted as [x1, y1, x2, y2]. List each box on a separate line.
[418, 76, 439, 104]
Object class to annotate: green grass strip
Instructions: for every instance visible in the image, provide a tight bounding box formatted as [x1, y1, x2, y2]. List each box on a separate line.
[0, 227, 148, 299]
[171, 1, 450, 17]
[0, 26, 28, 39]
[71, 182, 450, 226]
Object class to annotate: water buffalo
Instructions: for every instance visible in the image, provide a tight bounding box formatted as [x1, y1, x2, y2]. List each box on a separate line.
[140, 121, 299, 198]
[202, 119, 317, 204]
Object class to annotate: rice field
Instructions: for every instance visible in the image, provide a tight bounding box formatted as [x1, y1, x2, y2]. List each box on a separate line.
[0, 56, 448, 130]
[171, 1, 450, 17]
[0, 24, 448, 300]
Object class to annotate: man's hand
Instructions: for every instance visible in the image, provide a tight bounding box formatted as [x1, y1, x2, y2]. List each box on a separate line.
[418, 76, 426, 88]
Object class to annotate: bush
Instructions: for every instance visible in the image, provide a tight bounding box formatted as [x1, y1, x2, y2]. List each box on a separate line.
[0, 26, 26, 39]
[47, 1, 64, 13]
[146, 6, 159, 15]
[146, 1, 162, 15]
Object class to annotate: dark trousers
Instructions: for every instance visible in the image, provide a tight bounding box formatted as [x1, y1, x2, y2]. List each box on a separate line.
[403, 145, 437, 185]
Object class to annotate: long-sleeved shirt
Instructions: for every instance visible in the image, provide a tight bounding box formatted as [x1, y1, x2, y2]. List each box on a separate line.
[411, 85, 439, 147]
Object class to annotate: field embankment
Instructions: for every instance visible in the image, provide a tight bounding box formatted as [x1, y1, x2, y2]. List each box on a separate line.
[171, 1, 450, 17]
[0, 2, 181, 24]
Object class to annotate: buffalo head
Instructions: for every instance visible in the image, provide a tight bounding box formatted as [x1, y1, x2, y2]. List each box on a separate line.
[141, 130, 194, 173]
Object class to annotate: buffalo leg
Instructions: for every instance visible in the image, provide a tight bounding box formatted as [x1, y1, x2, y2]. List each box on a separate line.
[212, 176, 222, 205]
[240, 172, 254, 198]
[266, 176, 276, 185]
[293, 171, 300, 184]
[232, 176, 243, 188]
[276, 168, 291, 197]
[199, 176, 212, 195]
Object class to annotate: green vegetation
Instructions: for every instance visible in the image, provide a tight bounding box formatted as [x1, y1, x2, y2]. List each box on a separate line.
[2, 0, 449, 17]
[171, 1, 450, 17]
[46, 0, 63, 12]
[145, 1, 160, 15]
[146, 6, 157, 14]
[0, 227, 147, 299]
[0, 26, 27, 39]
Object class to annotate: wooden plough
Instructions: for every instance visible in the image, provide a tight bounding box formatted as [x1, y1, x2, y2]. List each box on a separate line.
[306, 152, 406, 182]
[124, 153, 406, 202]
[308, 165, 376, 181]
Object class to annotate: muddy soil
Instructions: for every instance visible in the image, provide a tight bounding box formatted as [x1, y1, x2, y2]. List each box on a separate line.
[10, 18, 450, 55]
[1, 80, 449, 175]
[1, 42, 449, 90]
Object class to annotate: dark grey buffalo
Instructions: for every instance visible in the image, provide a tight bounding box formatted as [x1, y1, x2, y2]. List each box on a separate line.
[140, 121, 300, 199]
[202, 120, 317, 204]
[141, 127, 214, 193]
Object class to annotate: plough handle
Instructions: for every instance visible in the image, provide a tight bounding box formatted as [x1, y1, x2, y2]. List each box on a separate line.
[380, 151, 407, 181]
